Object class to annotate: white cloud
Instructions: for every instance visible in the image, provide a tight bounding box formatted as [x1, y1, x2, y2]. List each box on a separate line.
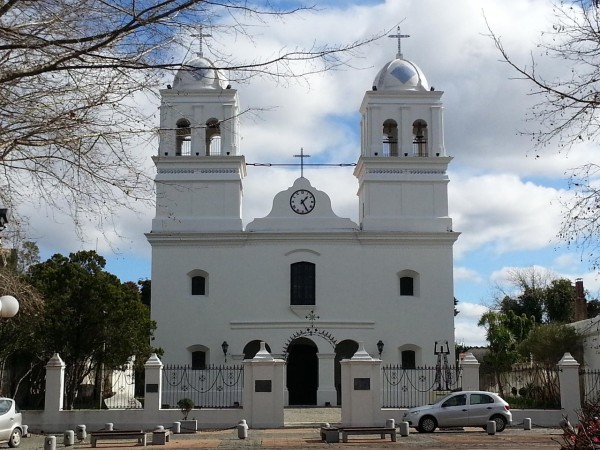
[9, 0, 599, 347]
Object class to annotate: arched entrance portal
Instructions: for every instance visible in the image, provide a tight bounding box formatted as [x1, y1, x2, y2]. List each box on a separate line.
[335, 340, 359, 405]
[287, 338, 318, 405]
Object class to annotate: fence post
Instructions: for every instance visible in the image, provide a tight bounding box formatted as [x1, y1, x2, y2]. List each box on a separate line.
[340, 342, 382, 427]
[461, 352, 480, 390]
[558, 352, 581, 424]
[144, 353, 163, 414]
[44, 353, 65, 412]
[242, 342, 285, 428]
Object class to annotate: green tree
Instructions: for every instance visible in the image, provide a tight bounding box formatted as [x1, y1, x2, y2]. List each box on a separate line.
[519, 323, 583, 366]
[26, 250, 157, 409]
[497, 268, 577, 324]
[544, 279, 576, 323]
[477, 310, 535, 398]
[0, 267, 45, 400]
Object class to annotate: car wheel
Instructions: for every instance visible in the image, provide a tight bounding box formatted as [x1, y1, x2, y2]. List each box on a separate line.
[8, 428, 21, 448]
[418, 416, 437, 433]
[491, 415, 507, 432]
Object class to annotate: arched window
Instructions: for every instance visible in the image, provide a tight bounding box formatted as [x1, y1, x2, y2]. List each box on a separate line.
[399, 344, 421, 368]
[205, 118, 221, 155]
[191, 350, 206, 369]
[382, 119, 398, 157]
[412, 119, 428, 156]
[400, 277, 413, 296]
[191, 276, 205, 295]
[398, 269, 420, 297]
[401, 350, 416, 369]
[290, 261, 315, 305]
[188, 344, 209, 369]
[188, 269, 209, 296]
[176, 118, 191, 156]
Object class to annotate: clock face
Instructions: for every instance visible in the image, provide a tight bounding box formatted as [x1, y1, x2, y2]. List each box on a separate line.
[290, 189, 316, 214]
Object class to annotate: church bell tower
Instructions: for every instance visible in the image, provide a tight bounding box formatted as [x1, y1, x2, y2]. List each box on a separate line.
[151, 51, 245, 233]
[354, 33, 452, 233]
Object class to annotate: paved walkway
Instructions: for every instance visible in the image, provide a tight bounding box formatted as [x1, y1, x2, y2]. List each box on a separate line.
[11, 426, 565, 450]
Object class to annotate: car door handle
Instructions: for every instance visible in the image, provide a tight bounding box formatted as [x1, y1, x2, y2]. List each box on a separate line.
[462, 409, 468, 412]
[486, 407, 493, 409]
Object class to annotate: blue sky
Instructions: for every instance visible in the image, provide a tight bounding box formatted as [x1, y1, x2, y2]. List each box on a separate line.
[21, 0, 600, 347]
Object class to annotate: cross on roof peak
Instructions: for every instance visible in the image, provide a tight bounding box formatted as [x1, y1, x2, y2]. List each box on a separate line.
[191, 25, 212, 58]
[293, 148, 311, 178]
[388, 25, 410, 59]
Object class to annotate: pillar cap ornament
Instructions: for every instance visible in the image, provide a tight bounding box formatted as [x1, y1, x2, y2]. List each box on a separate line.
[351, 342, 374, 361]
[144, 353, 164, 368]
[558, 352, 579, 367]
[461, 352, 480, 365]
[253, 341, 274, 361]
[46, 353, 65, 368]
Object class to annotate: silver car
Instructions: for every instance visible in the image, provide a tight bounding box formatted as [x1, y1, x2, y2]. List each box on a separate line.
[403, 390, 512, 433]
[0, 398, 22, 447]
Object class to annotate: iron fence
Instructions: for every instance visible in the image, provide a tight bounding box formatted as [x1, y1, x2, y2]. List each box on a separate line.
[72, 366, 143, 410]
[382, 365, 462, 408]
[481, 364, 560, 409]
[162, 365, 243, 409]
[580, 367, 600, 404]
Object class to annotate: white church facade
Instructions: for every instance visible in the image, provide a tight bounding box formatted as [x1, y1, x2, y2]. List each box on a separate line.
[147, 41, 459, 406]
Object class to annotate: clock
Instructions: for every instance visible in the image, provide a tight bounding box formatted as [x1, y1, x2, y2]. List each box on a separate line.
[290, 189, 316, 214]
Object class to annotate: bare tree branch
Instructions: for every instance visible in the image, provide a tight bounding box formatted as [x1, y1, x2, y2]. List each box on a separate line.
[0, 0, 384, 240]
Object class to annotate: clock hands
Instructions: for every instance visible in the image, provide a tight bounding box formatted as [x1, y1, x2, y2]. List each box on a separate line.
[300, 196, 310, 211]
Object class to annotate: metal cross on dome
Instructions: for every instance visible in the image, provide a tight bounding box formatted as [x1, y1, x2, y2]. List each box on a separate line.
[293, 148, 311, 178]
[389, 26, 410, 59]
[191, 25, 212, 58]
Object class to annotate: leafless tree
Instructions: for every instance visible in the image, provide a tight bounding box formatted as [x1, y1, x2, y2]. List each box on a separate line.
[0, 0, 382, 237]
[487, 1, 600, 269]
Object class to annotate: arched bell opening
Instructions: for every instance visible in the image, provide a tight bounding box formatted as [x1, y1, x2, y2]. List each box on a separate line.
[176, 118, 191, 156]
[412, 119, 428, 156]
[382, 119, 398, 157]
[205, 118, 221, 155]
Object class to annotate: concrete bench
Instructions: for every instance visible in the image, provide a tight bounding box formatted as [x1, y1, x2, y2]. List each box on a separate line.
[152, 429, 171, 445]
[90, 430, 147, 447]
[340, 427, 397, 443]
[320, 426, 339, 443]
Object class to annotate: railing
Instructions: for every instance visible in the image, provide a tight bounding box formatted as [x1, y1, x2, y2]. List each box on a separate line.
[72, 366, 143, 410]
[162, 365, 243, 409]
[580, 367, 600, 403]
[481, 364, 560, 409]
[382, 139, 398, 157]
[382, 365, 462, 408]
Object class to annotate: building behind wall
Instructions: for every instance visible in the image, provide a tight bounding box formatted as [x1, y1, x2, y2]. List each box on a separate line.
[146, 40, 460, 406]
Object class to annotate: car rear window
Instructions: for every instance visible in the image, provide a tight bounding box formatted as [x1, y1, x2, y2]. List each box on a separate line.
[470, 394, 494, 405]
[0, 399, 11, 415]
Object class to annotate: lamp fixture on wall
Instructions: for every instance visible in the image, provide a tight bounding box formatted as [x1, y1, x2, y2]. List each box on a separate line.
[376, 340, 384, 357]
[221, 341, 229, 363]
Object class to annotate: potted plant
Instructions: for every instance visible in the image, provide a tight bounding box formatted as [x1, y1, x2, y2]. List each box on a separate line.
[176, 398, 197, 432]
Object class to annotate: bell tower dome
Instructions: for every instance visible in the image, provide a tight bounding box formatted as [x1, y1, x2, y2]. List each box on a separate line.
[354, 30, 453, 233]
[151, 48, 245, 233]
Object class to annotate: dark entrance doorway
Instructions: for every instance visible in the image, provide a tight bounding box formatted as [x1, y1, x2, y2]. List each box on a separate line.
[287, 338, 318, 405]
[334, 340, 359, 405]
